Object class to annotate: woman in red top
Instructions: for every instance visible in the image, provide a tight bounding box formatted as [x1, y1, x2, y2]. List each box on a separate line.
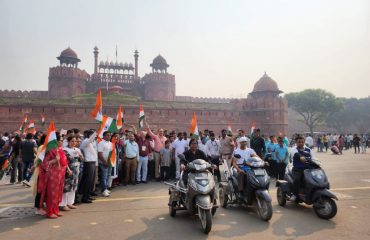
[38, 133, 67, 218]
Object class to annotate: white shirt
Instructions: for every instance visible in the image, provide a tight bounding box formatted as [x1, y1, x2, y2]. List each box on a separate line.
[97, 139, 113, 162]
[124, 140, 139, 158]
[305, 136, 314, 147]
[172, 139, 188, 157]
[206, 139, 220, 157]
[233, 147, 256, 165]
[198, 141, 207, 154]
[80, 132, 98, 163]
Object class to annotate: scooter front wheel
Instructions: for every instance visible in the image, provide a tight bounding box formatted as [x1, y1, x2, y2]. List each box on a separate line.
[313, 197, 337, 219]
[277, 187, 287, 207]
[169, 201, 177, 217]
[198, 208, 212, 234]
[256, 197, 273, 221]
[219, 186, 228, 208]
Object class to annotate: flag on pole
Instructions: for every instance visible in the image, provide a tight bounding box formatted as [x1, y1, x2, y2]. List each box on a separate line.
[36, 121, 58, 162]
[190, 112, 199, 139]
[227, 124, 232, 133]
[108, 137, 117, 168]
[138, 104, 145, 128]
[0, 159, 10, 180]
[41, 115, 45, 126]
[90, 89, 103, 122]
[97, 115, 118, 139]
[19, 114, 28, 131]
[116, 106, 124, 130]
[26, 120, 36, 135]
[251, 122, 256, 134]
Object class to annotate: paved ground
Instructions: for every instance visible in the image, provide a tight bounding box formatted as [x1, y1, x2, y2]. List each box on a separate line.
[0, 150, 369, 240]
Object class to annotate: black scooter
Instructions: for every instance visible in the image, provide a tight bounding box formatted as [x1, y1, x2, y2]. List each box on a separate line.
[219, 154, 273, 221]
[276, 158, 338, 219]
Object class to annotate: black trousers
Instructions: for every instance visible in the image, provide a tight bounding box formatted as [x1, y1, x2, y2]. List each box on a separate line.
[160, 166, 170, 181]
[10, 156, 23, 183]
[210, 156, 221, 182]
[292, 169, 304, 196]
[147, 160, 155, 180]
[79, 161, 96, 201]
[277, 162, 286, 180]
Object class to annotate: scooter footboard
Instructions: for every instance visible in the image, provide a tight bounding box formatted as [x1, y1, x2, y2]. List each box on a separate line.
[195, 195, 213, 209]
[255, 189, 272, 202]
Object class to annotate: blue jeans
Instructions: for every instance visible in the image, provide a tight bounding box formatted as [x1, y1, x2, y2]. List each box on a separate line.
[99, 163, 111, 192]
[22, 160, 34, 182]
[136, 156, 148, 182]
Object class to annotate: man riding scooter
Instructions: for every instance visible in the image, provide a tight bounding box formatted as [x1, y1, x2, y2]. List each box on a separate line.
[232, 137, 258, 196]
[290, 135, 314, 201]
[180, 138, 209, 185]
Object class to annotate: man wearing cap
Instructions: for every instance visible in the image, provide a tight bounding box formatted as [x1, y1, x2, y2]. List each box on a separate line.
[232, 136, 258, 192]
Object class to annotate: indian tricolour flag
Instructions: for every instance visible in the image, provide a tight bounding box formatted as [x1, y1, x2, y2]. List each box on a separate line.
[90, 89, 103, 122]
[26, 120, 36, 135]
[251, 121, 256, 134]
[36, 121, 58, 162]
[190, 112, 199, 139]
[97, 115, 118, 139]
[19, 114, 28, 131]
[116, 106, 124, 130]
[138, 104, 145, 128]
[108, 137, 117, 167]
[41, 114, 45, 126]
[227, 124, 232, 133]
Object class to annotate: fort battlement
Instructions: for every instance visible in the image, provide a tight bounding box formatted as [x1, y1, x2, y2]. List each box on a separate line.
[0, 90, 48, 99]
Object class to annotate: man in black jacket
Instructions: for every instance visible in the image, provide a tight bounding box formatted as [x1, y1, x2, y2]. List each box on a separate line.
[251, 129, 266, 159]
[180, 138, 209, 185]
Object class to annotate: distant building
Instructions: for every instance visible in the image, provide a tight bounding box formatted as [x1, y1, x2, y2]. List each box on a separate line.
[0, 47, 288, 135]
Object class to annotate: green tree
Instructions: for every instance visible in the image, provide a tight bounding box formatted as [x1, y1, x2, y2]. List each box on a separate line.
[327, 97, 370, 133]
[286, 89, 343, 135]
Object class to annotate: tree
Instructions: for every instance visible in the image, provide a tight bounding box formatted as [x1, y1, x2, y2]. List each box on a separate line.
[285, 89, 343, 135]
[326, 97, 370, 134]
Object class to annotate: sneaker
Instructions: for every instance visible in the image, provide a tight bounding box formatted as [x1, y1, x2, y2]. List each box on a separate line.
[102, 190, 110, 197]
[22, 180, 31, 187]
[289, 195, 297, 201]
[107, 190, 111, 194]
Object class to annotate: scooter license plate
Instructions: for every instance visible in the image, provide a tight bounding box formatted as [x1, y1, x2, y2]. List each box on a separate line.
[254, 169, 265, 176]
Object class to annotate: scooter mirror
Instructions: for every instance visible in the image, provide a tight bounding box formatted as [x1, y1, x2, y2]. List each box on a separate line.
[177, 153, 187, 162]
[234, 154, 241, 158]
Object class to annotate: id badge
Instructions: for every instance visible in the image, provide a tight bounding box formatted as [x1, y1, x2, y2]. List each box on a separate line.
[142, 146, 146, 151]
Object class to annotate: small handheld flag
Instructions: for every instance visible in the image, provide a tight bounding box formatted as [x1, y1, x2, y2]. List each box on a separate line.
[138, 104, 145, 128]
[90, 89, 103, 122]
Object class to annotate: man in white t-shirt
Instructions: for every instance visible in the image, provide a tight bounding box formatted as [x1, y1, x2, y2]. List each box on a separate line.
[232, 137, 258, 191]
[97, 131, 113, 197]
[305, 134, 314, 149]
[172, 132, 188, 179]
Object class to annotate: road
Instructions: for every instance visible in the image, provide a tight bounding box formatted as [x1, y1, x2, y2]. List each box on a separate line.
[0, 150, 369, 240]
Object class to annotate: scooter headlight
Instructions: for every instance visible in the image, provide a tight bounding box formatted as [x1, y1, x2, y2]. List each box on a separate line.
[197, 179, 209, 187]
[311, 169, 324, 180]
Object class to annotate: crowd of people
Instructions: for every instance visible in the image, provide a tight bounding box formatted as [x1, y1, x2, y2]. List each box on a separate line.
[302, 133, 368, 155]
[0, 123, 368, 219]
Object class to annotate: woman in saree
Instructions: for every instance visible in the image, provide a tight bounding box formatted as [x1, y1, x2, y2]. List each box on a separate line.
[38, 133, 67, 218]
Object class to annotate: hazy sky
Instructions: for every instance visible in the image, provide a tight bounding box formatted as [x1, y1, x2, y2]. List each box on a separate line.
[1, 0, 369, 98]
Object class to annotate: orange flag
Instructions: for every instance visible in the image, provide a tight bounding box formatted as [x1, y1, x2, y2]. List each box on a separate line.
[90, 89, 103, 122]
